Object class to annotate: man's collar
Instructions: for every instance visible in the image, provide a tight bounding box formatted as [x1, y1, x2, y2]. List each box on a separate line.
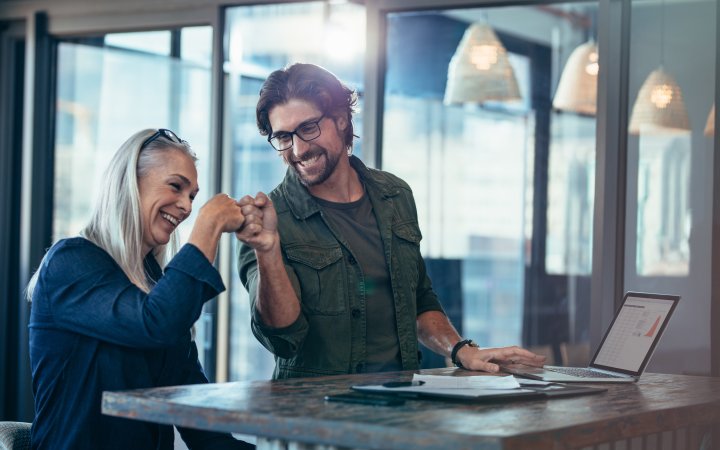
[280, 167, 319, 220]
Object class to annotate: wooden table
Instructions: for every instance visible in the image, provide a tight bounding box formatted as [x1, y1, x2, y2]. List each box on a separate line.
[102, 367, 720, 450]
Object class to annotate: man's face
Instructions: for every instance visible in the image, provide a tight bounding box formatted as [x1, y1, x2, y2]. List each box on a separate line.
[268, 98, 347, 187]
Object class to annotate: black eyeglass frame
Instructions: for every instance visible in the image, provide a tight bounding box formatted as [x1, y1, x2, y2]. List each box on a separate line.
[141, 128, 187, 149]
[267, 115, 325, 151]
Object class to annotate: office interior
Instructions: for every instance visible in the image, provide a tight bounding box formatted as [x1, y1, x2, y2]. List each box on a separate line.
[0, 0, 718, 425]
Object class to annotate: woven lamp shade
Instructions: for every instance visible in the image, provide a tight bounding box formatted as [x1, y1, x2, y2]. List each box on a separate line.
[444, 23, 521, 105]
[705, 105, 715, 136]
[553, 40, 599, 115]
[629, 67, 690, 134]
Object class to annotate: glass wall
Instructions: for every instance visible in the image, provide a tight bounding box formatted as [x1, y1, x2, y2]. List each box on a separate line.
[382, 3, 598, 366]
[223, 1, 366, 381]
[45, 0, 719, 383]
[624, 0, 716, 375]
[53, 27, 214, 363]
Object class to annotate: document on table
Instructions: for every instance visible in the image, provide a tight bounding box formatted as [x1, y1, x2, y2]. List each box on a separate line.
[352, 373, 606, 401]
[353, 374, 539, 401]
[411, 374, 521, 390]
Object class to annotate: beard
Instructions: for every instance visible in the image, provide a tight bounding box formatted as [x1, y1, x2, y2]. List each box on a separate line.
[286, 146, 343, 187]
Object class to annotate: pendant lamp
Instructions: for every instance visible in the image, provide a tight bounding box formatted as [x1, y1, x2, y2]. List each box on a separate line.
[628, 67, 690, 134]
[628, 0, 690, 135]
[444, 22, 521, 105]
[553, 40, 599, 115]
[705, 105, 715, 136]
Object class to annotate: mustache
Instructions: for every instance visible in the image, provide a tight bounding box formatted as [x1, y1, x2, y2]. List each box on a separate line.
[287, 148, 325, 164]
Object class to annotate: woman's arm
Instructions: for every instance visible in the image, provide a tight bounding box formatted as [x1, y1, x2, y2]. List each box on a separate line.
[37, 239, 223, 348]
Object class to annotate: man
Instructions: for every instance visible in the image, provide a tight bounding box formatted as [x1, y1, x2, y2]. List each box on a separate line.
[237, 63, 544, 379]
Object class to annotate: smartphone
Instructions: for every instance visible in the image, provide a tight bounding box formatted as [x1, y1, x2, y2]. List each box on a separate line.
[324, 392, 405, 406]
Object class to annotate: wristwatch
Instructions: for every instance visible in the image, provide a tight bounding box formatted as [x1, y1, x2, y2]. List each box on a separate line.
[451, 339, 479, 369]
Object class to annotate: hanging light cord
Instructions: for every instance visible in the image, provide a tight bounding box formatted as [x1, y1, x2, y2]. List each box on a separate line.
[660, 0, 665, 66]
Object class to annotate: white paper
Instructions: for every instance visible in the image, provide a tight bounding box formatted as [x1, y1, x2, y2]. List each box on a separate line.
[412, 374, 521, 390]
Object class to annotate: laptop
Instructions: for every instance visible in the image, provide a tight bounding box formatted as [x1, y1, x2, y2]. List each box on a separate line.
[502, 292, 680, 383]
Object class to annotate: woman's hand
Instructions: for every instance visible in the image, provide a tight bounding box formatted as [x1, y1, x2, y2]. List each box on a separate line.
[188, 193, 246, 262]
[198, 193, 247, 233]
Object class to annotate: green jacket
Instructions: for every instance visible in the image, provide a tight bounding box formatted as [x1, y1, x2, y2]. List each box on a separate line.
[238, 156, 444, 379]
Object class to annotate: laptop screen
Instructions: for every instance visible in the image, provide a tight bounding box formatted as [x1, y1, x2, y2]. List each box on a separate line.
[590, 292, 679, 376]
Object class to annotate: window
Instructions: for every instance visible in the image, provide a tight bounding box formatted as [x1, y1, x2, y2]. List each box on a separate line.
[382, 3, 599, 365]
[623, 0, 716, 375]
[53, 26, 214, 364]
[223, 1, 366, 381]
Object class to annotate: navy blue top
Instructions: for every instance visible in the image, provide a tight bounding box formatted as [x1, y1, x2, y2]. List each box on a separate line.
[29, 237, 252, 450]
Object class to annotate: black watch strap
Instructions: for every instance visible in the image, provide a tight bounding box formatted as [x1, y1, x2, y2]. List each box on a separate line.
[451, 339, 478, 369]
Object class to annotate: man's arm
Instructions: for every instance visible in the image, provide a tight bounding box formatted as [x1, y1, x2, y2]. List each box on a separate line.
[236, 192, 300, 328]
[417, 310, 546, 372]
[253, 238, 301, 327]
[416, 310, 462, 360]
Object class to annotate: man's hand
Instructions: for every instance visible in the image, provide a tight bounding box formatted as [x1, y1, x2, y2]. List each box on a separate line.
[235, 192, 278, 253]
[235, 192, 300, 328]
[456, 345, 546, 373]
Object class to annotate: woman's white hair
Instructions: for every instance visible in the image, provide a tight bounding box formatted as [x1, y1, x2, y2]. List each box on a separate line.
[27, 128, 197, 299]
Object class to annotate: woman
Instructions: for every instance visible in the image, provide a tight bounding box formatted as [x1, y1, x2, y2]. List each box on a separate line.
[27, 129, 254, 449]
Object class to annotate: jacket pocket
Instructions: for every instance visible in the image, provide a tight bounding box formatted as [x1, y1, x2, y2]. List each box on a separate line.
[285, 243, 347, 315]
[393, 221, 422, 245]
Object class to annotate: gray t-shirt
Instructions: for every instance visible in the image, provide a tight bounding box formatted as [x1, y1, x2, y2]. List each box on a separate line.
[315, 192, 402, 372]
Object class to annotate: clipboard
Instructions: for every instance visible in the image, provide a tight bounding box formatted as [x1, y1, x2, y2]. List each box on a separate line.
[352, 382, 606, 402]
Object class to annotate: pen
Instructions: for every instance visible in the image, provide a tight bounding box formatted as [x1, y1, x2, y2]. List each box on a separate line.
[382, 380, 425, 388]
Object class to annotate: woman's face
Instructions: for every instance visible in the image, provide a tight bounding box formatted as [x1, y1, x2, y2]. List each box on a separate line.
[138, 150, 199, 255]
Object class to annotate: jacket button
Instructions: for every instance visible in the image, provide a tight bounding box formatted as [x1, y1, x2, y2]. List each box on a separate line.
[348, 255, 357, 265]
[352, 308, 361, 318]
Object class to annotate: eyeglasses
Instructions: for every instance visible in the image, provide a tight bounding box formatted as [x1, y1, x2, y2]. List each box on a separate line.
[268, 115, 325, 151]
[141, 129, 187, 149]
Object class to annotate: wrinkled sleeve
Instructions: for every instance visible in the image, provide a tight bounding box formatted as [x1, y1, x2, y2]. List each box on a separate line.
[402, 188, 445, 317]
[37, 241, 225, 348]
[415, 256, 445, 317]
[237, 242, 309, 359]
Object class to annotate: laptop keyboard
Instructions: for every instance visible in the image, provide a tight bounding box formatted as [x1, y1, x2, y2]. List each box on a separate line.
[546, 367, 620, 378]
